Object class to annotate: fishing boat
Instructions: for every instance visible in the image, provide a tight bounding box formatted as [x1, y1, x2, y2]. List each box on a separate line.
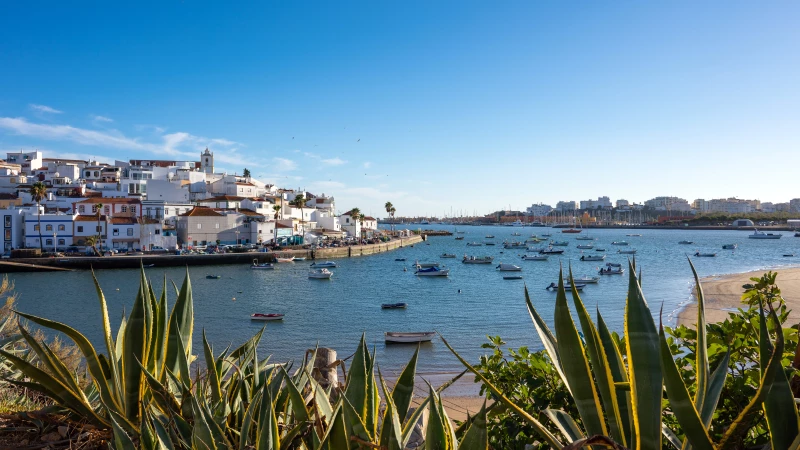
[485, 235, 495, 239]
[539, 248, 565, 255]
[415, 267, 450, 277]
[784, 254, 796, 257]
[795, 232, 800, 237]
[749, 229, 782, 239]
[466, 242, 483, 246]
[521, 254, 549, 261]
[395, 258, 407, 261]
[308, 268, 333, 279]
[276, 256, 295, 263]
[694, 252, 717, 257]
[562, 229, 582, 234]
[546, 282, 585, 291]
[463, 255, 494, 264]
[611, 241, 629, 246]
[606, 262, 622, 268]
[618, 249, 637, 254]
[576, 244, 594, 249]
[251, 260, 275, 270]
[384, 332, 435, 343]
[415, 260, 441, 268]
[503, 275, 524, 280]
[599, 267, 624, 275]
[496, 263, 522, 271]
[550, 241, 569, 247]
[679, 240, 694, 245]
[626, 234, 642, 237]
[381, 303, 408, 309]
[440, 253, 456, 258]
[206, 275, 222, 279]
[595, 248, 606, 252]
[722, 244, 738, 250]
[503, 242, 528, 249]
[484, 242, 496, 246]
[454, 236, 465, 240]
[250, 313, 284, 321]
[574, 276, 600, 284]
[310, 261, 337, 268]
[575, 236, 595, 241]
[580, 255, 605, 261]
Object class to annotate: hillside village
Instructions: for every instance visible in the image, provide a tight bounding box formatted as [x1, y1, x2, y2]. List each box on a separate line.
[0, 149, 380, 254]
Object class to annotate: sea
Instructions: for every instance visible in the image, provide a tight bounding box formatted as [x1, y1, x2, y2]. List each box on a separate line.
[7, 225, 800, 379]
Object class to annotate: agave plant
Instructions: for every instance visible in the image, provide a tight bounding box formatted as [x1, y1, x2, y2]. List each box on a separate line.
[1, 267, 490, 449]
[444, 259, 800, 449]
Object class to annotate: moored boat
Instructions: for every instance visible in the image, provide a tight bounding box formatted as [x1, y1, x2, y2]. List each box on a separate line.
[485, 235, 495, 239]
[749, 229, 782, 239]
[206, 275, 222, 279]
[722, 244, 738, 250]
[463, 255, 494, 264]
[503, 275, 524, 280]
[550, 240, 569, 247]
[496, 263, 522, 271]
[546, 282, 585, 291]
[415, 267, 450, 276]
[599, 267, 624, 275]
[276, 256, 295, 263]
[385, 331, 435, 343]
[595, 248, 606, 252]
[466, 242, 483, 246]
[310, 261, 337, 268]
[580, 255, 605, 261]
[575, 236, 595, 241]
[562, 229, 582, 234]
[539, 247, 565, 255]
[694, 252, 716, 257]
[574, 276, 600, 284]
[381, 302, 408, 309]
[454, 236, 465, 240]
[250, 313, 284, 321]
[618, 249, 637, 254]
[679, 240, 694, 245]
[440, 253, 456, 258]
[576, 244, 594, 249]
[308, 268, 333, 279]
[626, 234, 642, 237]
[415, 260, 441, 268]
[503, 242, 528, 249]
[611, 241, 629, 246]
[395, 258, 407, 261]
[521, 254, 549, 261]
[606, 262, 622, 267]
[251, 259, 275, 270]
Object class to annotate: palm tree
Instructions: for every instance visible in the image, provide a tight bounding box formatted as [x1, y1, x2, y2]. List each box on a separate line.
[84, 235, 102, 257]
[349, 207, 360, 239]
[243, 168, 251, 178]
[384, 201, 394, 233]
[272, 205, 281, 245]
[272, 205, 281, 220]
[359, 213, 367, 240]
[29, 182, 47, 251]
[290, 194, 306, 237]
[95, 202, 104, 252]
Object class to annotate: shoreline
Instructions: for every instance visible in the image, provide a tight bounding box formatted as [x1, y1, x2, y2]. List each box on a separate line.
[676, 265, 800, 327]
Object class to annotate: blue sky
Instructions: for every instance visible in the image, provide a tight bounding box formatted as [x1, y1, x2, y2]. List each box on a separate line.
[1, 2, 798, 217]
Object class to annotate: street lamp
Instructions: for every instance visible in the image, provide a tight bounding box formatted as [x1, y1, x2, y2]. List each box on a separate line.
[53, 232, 57, 254]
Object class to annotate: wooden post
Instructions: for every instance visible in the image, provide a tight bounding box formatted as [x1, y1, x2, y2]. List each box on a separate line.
[310, 347, 339, 390]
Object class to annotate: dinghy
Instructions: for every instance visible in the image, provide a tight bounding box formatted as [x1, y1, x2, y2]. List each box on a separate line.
[308, 268, 333, 279]
[385, 332, 435, 343]
[310, 261, 337, 268]
[250, 313, 284, 321]
[580, 255, 605, 261]
[496, 263, 522, 271]
[381, 303, 408, 309]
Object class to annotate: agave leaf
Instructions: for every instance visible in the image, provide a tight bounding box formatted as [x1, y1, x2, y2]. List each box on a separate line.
[392, 346, 418, 424]
[567, 266, 624, 444]
[459, 401, 488, 450]
[190, 395, 219, 450]
[554, 268, 607, 437]
[598, 311, 634, 443]
[239, 389, 263, 450]
[309, 372, 333, 425]
[122, 278, 149, 422]
[149, 411, 175, 450]
[687, 259, 710, 414]
[203, 330, 223, 404]
[152, 275, 169, 378]
[109, 408, 137, 450]
[16, 323, 82, 395]
[624, 261, 662, 450]
[90, 269, 123, 403]
[759, 304, 799, 449]
[365, 346, 380, 439]
[279, 422, 305, 449]
[342, 394, 373, 447]
[718, 306, 787, 449]
[700, 350, 730, 426]
[401, 395, 431, 447]
[543, 408, 585, 443]
[425, 384, 452, 450]
[440, 334, 563, 448]
[256, 376, 280, 450]
[343, 334, 369, 423]
[658, 320, 714, 450]
[378, 368, 404, 450]
[319, 404, 349, 450]
[662, 424, 684, 450]
[281, 366, 313, 448]
[524, 285, 569, 393]
[164, 269, 194, 380]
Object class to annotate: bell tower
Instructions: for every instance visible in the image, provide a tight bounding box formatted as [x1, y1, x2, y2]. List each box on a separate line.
[201, 148, 214, 174]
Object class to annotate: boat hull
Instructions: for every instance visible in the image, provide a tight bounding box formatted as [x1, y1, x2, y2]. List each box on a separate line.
[385, 332, 435, 343]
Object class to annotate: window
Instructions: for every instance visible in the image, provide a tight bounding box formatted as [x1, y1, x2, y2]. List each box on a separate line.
[58, 239, 65, 245]
[127, 228, 133, 236]
[94, 171, 99, 177]
[131, 206, 136, 213]
[121, 206, 127, 213]
[45, 224, 53, 231]
[45, 239, 52, 245]
[155, 229, 160, 235]
[113, 228, 119, 236]
[164, 208, 170, 215]
[215, 223, 220, 229]
[77, 226, 83, 232]
[104, 206, 109, 215]
[91, 205, 97, 213]
[33, 224, 39, 231]
[58, 224, 65, 231]
[196, 223, 202, 229]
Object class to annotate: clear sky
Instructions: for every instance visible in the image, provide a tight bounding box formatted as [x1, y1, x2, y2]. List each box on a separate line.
[1, 2, 798, 218]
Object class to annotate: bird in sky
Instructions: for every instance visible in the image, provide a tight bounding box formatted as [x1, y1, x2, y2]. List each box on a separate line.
[357, 139, 360, 142]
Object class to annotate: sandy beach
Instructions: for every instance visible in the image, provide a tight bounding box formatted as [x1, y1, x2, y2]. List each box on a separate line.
[676, 266, 800, 327]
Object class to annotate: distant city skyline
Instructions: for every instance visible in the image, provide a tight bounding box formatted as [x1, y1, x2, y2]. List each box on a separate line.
[1, 2, 798, 216]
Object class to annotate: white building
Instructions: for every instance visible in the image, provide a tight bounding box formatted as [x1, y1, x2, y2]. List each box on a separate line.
[616, 199, 630, 209]
[0, 206, 33, 251]
[24, 211, 74, 251]
[555, 201, 577, 212]
[5, 151, 43, 176]
[580, 196, 612, 210]
[146, 179, 191, 203]
[526, 203, 552, 217]
[790, 198, 800, 213]
[644, 196, 692, 212]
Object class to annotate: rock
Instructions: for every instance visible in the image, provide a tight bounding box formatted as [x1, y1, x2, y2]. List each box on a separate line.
[58, 426, 69, 438]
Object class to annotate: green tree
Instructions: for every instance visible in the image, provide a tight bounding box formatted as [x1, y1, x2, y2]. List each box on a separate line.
[359, 213, 367, 240]
[94, 202, 104, 253]
[243, 168, 251, 178]
[29, 182, 47, 252]
[348, 207, 360, 239]
[83, 235, 102, 257]
[290, 194, 306, 236]
[385, 201, 394, 232]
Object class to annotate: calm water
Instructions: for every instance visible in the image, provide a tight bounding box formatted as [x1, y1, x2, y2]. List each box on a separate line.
[8, 226, 800, 377]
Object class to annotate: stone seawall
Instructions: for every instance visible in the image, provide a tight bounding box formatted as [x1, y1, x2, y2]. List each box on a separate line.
[0, 235, 424, 272]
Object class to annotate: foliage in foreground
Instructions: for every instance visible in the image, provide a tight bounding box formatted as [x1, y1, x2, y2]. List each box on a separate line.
[1, 268, 488, 449]
[448, 260, 800, 449]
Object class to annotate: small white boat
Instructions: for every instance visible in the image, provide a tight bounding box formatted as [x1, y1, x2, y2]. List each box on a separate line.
[415, 267, 450, 277]
[466, 242, 483, 247]
[599, 267, 624, 275]
[463, 255, 494, 264]
[294, 257, 307, 261]
[722, 244, 737, 250]
[309, 268, 333, 279]
[539, 248, 564, 255]
[415, 260, 441, 268]
[485, 235, 495, 239]
[454, 236, 465, 240]
[550, 241, 569, 247]
[606, 262, 622, 267]
[595, 248, 606, 252]
[679, 240, 694, 245]
[574, 276, 600, 284]
[546, 282, 585, 292]
[541, 233, 552, 237]
[521, 254, 549, 261]
[580, 255, 605, 261]
[576, 244, 594, 249]
[250, 313, 284, 321]
[496, 263, 522, 271]
[382, 302, 407, 309]
[310, 261, 337, 268]
[385, 331, 435, 343]
[612, 241, 629, 246]
[440, 253, 456, 258]
[618, 249, 637, 254]
[575, 236, 595, 241]
[276, 256, 295, 263]
[511, 232, 521, 236]
[694, 252, 717, 258]
[251, 260, 275, 270]
[626, 234, 642, 237]
[504, 275, 524, 280]
[749, 229, 782, 239]
[503, 242, 528, 249]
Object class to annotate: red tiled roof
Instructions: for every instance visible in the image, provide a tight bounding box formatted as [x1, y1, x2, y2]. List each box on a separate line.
[276, 223, 292, 229]
[364, 216, 376, 221]
[75, 215, 106, 222]
[180, 207, 223, 217]
[198, 195, 246, 202]
[235, 182, 256, 186]
[76, 197, 141, 204]
[109, 217, 138, 225]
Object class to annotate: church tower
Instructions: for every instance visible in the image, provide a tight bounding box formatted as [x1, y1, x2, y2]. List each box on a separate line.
[201, 148, 214, 174]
